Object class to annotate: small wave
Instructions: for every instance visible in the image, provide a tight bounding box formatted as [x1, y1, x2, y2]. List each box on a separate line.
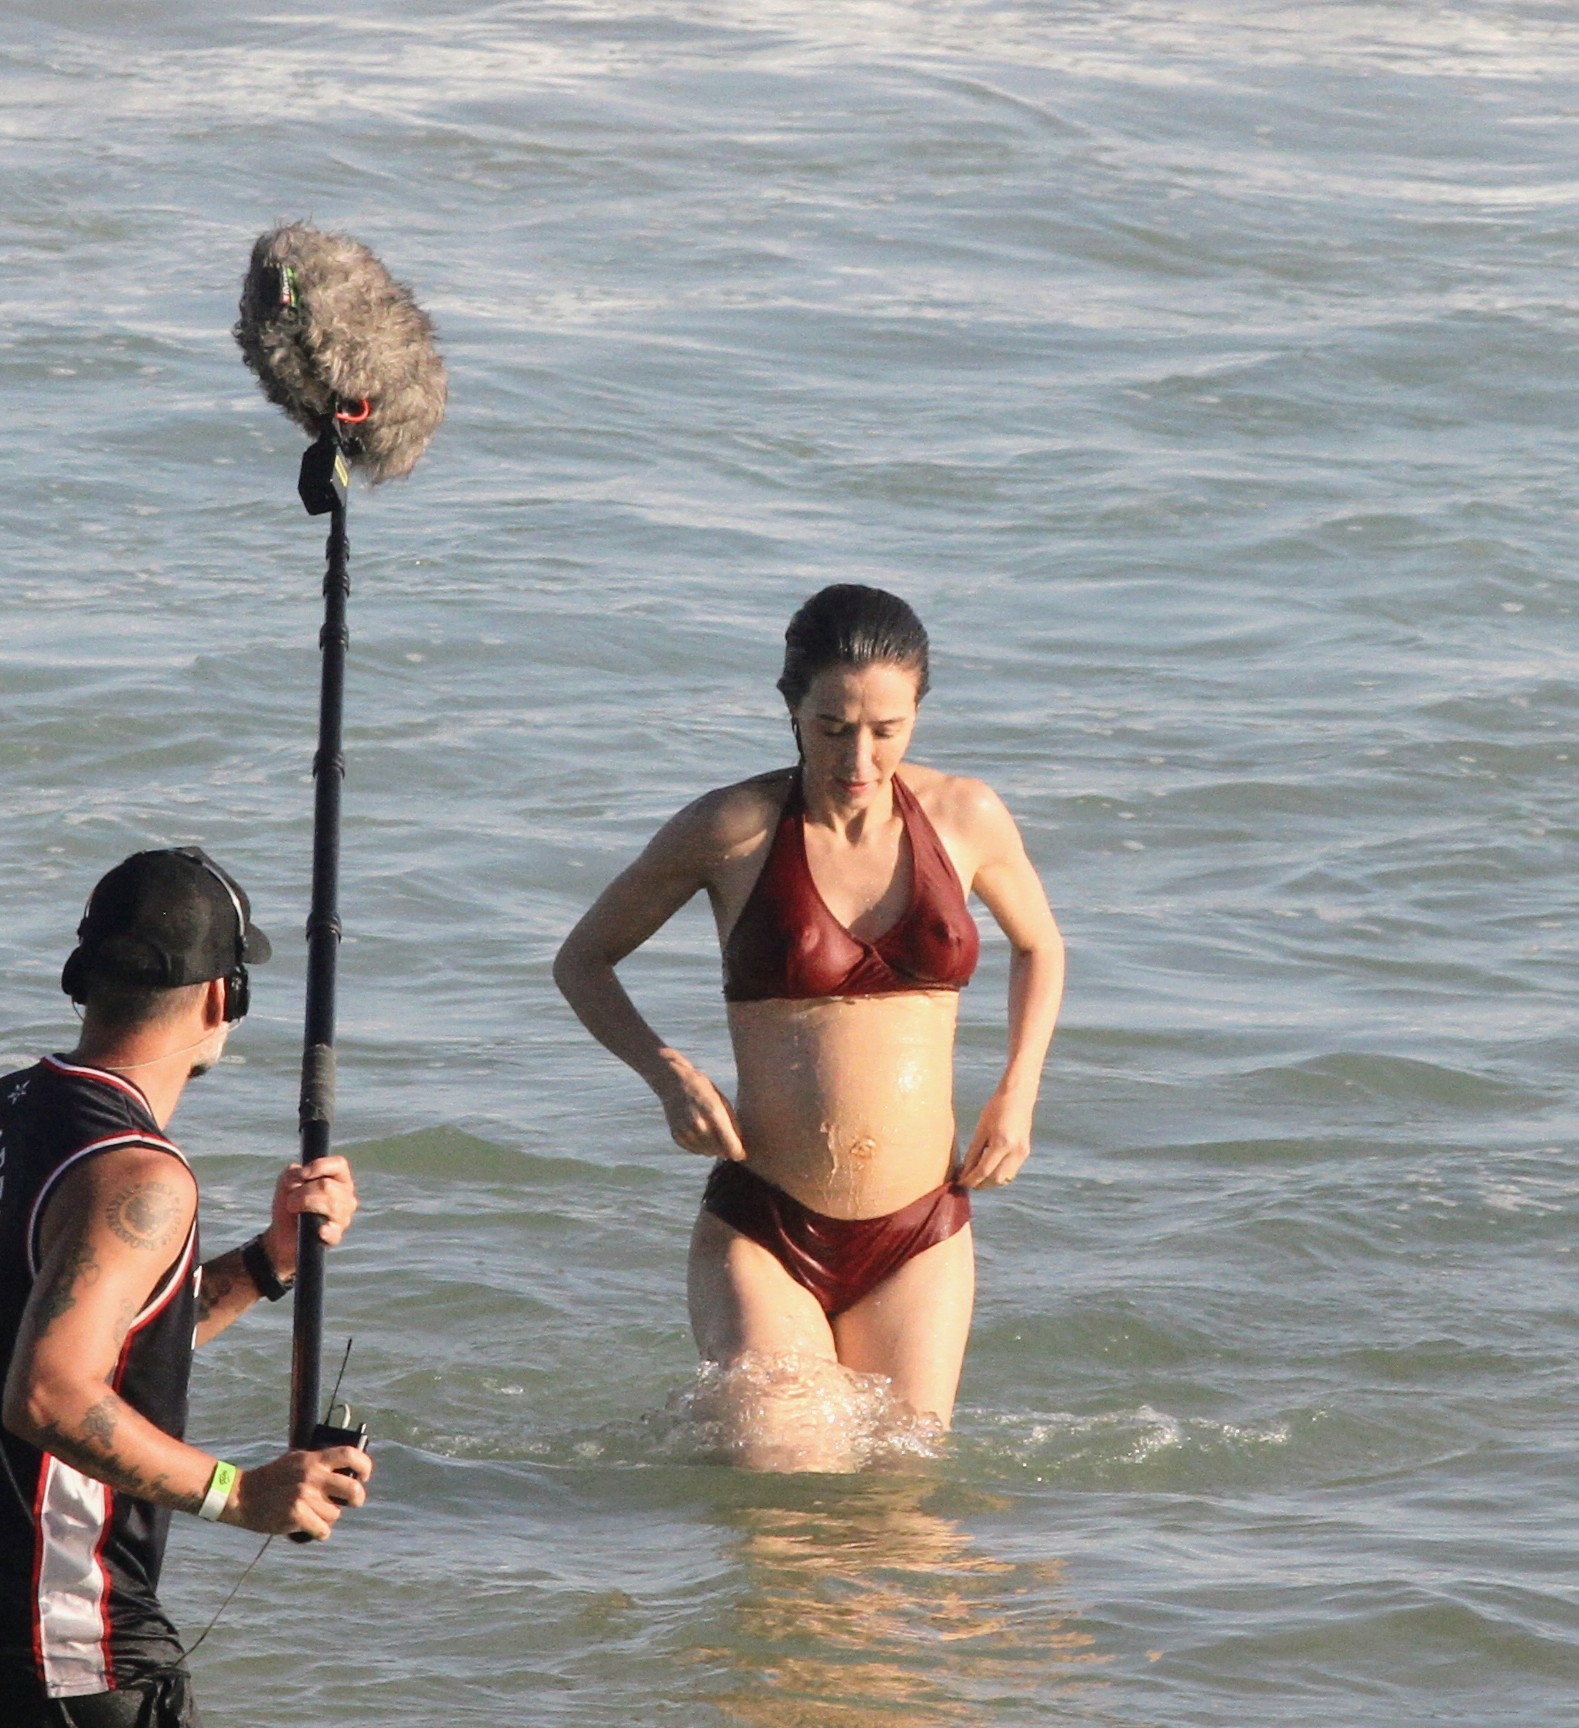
[965, 1403, 1291, 1477]
[418, 1383, 1295, 1483]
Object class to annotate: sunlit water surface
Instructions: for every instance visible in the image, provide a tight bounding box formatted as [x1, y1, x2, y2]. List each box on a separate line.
[2, 1, 1576, 1723]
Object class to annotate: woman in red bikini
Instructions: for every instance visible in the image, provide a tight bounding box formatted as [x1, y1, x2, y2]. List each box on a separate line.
[554, 585, 1064, 1466]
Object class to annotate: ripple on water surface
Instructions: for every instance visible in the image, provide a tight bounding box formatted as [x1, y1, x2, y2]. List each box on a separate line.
[8, 0, 1579, 1724]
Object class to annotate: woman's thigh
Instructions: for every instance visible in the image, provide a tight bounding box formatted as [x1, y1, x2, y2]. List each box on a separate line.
[688, 1209, 864, 1470]
[687, 1207, 837, 1364]
[831, 1223, 975, 1426]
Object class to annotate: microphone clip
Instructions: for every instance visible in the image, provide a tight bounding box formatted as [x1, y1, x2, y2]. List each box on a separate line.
[298, 422, 349, 517]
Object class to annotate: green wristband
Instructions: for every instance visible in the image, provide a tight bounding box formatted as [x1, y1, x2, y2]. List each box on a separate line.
[198, 1459, 238, 1522]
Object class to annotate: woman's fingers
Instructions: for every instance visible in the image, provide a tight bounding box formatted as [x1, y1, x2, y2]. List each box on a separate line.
[960, 1136, 1029, 1188]
[656, 1051, 748, 1158]
[955, 1119, 992, 1186]
[688, 1105, 746, 1161]
[711, 1106, 748, 1162]
[706, 1088, 747, 1161]
[958, 1154, 991, 1189]
[665, 1075, 745, 1159]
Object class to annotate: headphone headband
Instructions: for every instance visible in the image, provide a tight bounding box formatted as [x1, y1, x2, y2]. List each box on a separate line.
[62, 847, 266, 1022]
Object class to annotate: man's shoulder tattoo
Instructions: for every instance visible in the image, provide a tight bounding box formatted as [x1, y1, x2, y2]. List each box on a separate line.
[106, 1174, 188, 1253]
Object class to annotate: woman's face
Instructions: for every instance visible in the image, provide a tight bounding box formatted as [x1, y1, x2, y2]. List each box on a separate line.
[793, 661, 922, 808]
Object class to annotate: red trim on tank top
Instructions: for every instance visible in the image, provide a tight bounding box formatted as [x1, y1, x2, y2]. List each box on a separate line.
[93, 1488, 116, 1692]
[25, 1135, 189, 1280]
[29, 1463, 49, 1685]
[41, 1056, 155, 1116]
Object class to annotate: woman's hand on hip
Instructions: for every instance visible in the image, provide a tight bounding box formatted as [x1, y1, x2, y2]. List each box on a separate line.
[655, 1050, 747, 1161]
[957, 1089, 1034, 1189]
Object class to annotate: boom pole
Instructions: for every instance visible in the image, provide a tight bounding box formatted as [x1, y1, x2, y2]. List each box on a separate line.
[290, 422, 351, 1450]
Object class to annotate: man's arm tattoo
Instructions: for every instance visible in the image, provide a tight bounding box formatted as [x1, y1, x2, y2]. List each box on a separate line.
[105, 1177, 186, 1253]
[33, 1399, 205, 1515]
[31, 1233, 101, 1329]
[81, 1394, 118, 1450]
[195, 1249, 247, 1324]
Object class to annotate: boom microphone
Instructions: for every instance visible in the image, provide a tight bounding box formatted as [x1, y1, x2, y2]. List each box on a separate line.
[233, 223, 445, 1467]
[234, 222, 446, 484]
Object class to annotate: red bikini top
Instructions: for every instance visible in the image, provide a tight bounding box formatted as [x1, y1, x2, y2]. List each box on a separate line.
[722, 771, 979, 1003]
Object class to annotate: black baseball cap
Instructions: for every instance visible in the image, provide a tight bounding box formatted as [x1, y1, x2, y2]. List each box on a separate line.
[61, 847, 272, 1002]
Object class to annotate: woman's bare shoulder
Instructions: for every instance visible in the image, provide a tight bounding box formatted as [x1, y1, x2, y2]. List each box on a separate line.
[661, 769, 795, 866]
[901, 761, 1012, 835]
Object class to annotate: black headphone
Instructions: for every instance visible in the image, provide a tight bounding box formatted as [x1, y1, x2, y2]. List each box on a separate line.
[179, 849, 251, 1024]
[63, 851, 253, 1023]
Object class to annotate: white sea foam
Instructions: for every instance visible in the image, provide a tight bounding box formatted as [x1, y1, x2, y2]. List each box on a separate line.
[978, 1405, 1292, 1472]
[663, 1352, 947, 1471]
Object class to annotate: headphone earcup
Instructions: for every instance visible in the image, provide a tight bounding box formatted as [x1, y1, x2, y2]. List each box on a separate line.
[61, 949, 86, 1002]
[224, 968, 251, 1023]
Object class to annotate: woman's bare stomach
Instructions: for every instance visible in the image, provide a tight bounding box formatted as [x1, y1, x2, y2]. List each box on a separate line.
[726, 992, 960, 1218]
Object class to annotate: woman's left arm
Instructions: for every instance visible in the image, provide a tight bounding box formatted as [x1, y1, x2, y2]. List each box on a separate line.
[955, 784, 1065, 1189]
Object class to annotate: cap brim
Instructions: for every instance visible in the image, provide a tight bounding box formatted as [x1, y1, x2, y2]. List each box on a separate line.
[242, 922, 272, 964]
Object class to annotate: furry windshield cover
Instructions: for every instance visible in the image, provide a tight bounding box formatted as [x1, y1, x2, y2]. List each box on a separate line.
[234, 222, 446, 484]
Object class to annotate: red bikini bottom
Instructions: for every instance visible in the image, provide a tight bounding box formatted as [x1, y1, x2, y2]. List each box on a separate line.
[701, 1159, 971, 1318]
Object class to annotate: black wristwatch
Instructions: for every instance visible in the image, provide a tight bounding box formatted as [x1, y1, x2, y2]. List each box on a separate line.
[241, 1233, 295, 1302]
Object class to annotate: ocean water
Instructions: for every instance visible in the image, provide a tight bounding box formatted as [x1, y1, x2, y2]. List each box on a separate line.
[2, 1, 1576, 1723]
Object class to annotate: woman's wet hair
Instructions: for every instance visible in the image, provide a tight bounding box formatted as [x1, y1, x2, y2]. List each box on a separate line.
[777, 584, 931, 708]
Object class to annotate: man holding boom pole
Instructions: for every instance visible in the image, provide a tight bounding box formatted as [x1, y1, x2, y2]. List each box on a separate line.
[1, 847, 371, 1727]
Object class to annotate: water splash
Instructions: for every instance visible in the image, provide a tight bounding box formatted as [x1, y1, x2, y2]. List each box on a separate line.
[659, 1352, 948, 1473]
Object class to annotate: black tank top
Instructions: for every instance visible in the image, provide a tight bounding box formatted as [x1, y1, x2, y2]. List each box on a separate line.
[0, 1056, 198, 1701]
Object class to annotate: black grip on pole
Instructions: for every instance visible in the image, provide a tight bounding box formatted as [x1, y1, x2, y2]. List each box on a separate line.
[290, 448, 350, 1455]
[299, 1041, 337, 1129]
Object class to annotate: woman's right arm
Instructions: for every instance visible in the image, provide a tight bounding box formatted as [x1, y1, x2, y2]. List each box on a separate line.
[553, 800, 747, 1161]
